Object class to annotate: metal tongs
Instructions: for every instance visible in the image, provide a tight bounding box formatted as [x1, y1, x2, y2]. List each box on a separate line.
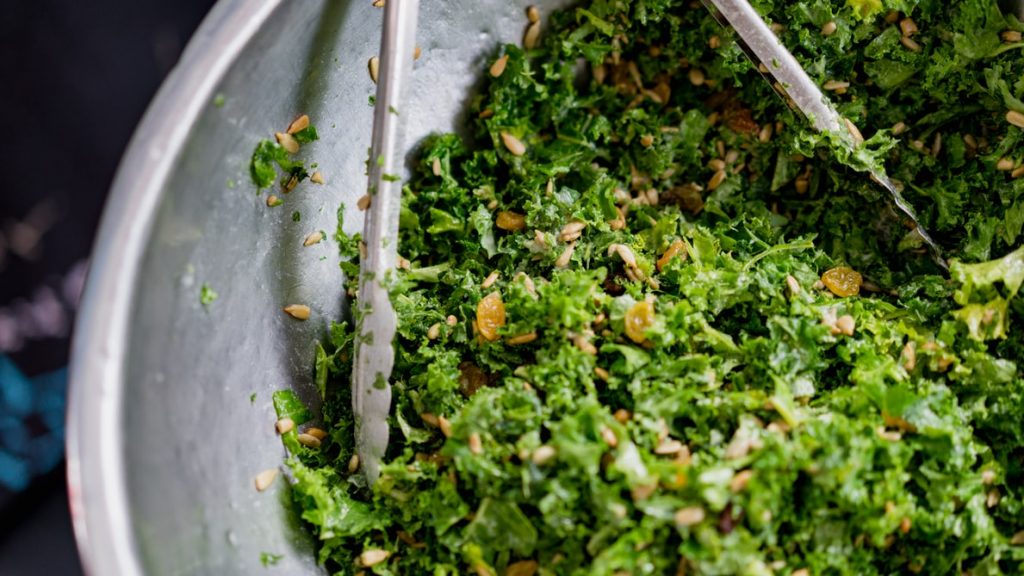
[701, 0, 947, 271]
[352, 0, 420, 484]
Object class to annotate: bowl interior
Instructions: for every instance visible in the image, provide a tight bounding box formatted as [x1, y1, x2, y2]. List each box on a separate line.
[73, 0, 573, 574]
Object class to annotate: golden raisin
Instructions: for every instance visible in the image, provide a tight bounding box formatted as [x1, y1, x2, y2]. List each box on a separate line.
[821, 266, 863, 297]
[625, 300, 655, 344]
[476, 291, 506, 342]
[656, 239, 687, 272]
[495, 211, 526, 231]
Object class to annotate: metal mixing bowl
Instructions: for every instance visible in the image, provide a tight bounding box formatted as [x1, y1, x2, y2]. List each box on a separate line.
[66, 1, 569, 574]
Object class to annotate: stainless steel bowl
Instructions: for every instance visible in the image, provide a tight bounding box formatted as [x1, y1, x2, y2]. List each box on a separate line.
[66, 1, 570, 574]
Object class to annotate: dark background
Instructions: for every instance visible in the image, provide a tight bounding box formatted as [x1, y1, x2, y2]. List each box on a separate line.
[0, 1, 215, 573]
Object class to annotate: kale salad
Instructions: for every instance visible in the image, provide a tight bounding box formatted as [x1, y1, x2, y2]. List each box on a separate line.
[266, 0, 1024, 573]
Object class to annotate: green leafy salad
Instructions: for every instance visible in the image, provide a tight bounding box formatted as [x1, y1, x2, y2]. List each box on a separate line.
[270, 0, 1024, 573]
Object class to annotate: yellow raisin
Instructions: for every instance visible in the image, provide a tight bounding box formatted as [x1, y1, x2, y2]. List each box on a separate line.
[821, 266, 862, 297]
[656, 239, 687, 272]
[625, 300, 655, 344]
[476, 292, 506, 342]
[495, 211, 526, 231]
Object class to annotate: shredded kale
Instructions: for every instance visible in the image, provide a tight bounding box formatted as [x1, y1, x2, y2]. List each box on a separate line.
[276, 1, 1024, 574]
[259, 552, 284, 567]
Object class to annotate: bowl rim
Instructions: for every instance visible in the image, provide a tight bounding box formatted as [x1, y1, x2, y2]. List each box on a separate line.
[65, 1, 282, 574]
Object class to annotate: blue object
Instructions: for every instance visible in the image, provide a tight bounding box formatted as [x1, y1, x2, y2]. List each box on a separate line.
[0, 355, 67, 493]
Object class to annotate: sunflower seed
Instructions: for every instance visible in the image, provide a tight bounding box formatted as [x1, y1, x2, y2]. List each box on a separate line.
[481, 270, 500, 289]
[297, 433, 321, 448]
[899, 18, 918, 37]
[1007, 110, 1024, 128]
[283, 304, 310, 320]
[572, 334, 597, 355]
[707, 169, 727, 190]
[688, 67, 705, 86]
[654, 439, 684, 455]
[438, 415, 453, 438]
[844, 118, 865, 145]
[836, 314, 856, 336]
[254, 468, 279, 491]
[359, 549, 390, 567]
[490, 54, 509, 78]
[607, 243, 637, 268]
[559, 220, 587, 242]
[785, 275, 801, 296]
[286, 114, 310, 134]
[524, 21, 541, 49]
[527, 5, 540, 24]
[501, 132, 527, 156]
[729, 469, 754, 492]
[368, 56, 379, 83]
[899, 35, 921, 52]
[876, 427, 902, 442]
[507, 331, 538, 345]
[600, 426, 618, 447]
[303, 231, 324, 247]
[555, 242, 575, 268]
[275, 132, 299, 154]
[674, 507, 706, 526]
[987, 490, 1001, 508]
[531, 445, 556, 465]
[427, 323, 441, 340]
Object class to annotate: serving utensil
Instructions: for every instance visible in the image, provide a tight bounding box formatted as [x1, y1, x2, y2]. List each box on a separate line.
[701, 0, 948, 271]
[352, 0, 420, 484]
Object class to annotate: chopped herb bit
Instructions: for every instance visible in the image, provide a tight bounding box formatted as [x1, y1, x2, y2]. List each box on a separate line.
[249, 140, 280, 189]
[199, 283, 218, 306]
[249, 121, 319, 189]
[292, 211, 301, 222]
[292, 125, 319, 144]
[259, 552, 283, 567]
[271, 390, 311, 426]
